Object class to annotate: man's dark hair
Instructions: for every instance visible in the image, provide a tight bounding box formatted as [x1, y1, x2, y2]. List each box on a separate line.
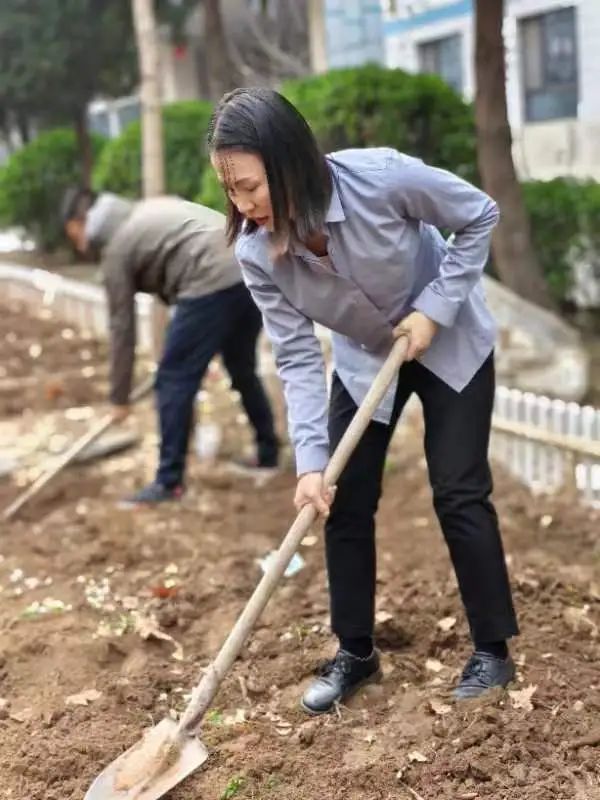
[60, 186, 97, 226]
[207, 87, 332, 246]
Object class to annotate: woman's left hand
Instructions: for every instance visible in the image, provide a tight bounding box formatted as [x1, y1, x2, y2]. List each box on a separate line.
[393, 311, 438, 361]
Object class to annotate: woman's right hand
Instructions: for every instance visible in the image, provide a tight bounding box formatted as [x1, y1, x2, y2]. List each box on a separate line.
[294, 471, 335, 517]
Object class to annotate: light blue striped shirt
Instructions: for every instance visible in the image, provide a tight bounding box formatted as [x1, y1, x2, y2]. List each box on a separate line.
[235, 148, 499, 475]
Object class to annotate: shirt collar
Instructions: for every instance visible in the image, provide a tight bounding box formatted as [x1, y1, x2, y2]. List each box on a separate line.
[278, 167, 346, 258]
[325, 169, 346, 223]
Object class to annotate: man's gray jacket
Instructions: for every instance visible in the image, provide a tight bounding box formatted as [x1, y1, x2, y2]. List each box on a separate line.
[87, 194, 241, 404]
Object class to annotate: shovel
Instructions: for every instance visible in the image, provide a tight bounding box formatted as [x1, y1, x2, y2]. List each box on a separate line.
[84, 334, 409, 800]
[2, 375, 155, 521]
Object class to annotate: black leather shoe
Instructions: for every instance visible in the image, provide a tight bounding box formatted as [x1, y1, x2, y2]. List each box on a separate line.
[301, 649, 382, 715]
[454, 651, 516, 699]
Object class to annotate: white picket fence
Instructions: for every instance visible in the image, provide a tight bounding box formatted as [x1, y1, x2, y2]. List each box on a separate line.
[1, 263, 599, 506]
[0, 264, 155, 351]
[491, 387, 600, 506]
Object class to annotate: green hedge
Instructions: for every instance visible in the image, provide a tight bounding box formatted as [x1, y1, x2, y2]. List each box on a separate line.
[197, 167, 227, 214]
[93, 100, 213, 200]
[282, 64, 477, 183]
[198, 65, 478, 218]
[0, 128, 106, 251]
[523, 178, 600, 302]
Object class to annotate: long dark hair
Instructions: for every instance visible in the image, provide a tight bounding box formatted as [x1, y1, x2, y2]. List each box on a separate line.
[207, 87, 332, 246]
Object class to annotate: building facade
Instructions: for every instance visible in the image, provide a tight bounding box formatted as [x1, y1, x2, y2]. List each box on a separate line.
[383, 0, 600, 180]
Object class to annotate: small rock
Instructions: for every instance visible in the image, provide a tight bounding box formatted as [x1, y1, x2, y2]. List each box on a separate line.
[469, 757, 492, 781]
[298, 721, 317, 746]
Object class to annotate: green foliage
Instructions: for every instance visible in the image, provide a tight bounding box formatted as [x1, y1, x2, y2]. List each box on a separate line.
[220, 776, 245, 799]
[205, 708, 224, 725]
[0, 1, 136, 127]
[94, 101, 213, 200]
[0, 127, 106, 250]
[197, 167, 228, 214]
[523, 178, 600, 302]
[282, 64, 477, 182]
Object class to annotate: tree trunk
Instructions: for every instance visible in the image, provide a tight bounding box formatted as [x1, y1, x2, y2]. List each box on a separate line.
[15, 110, 31, 145]
[132, 0, 165, 198]
[204, 0, 243, 100]
[74, 108, 93, 189]
[307, 0, 327, 74]
[132, 0, 167, 361]
[474, 0, 555, 310]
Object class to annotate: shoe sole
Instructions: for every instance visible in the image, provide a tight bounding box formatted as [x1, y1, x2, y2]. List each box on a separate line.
[299, 668, 383, 716]
[224, 463, 280, 480]
[453, 676, 516, 700]
[116, 498, 182, 510]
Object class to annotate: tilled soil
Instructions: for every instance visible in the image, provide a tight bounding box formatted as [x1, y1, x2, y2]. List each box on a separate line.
[1, 304, 599, 800]
[0, 300, 108, 417]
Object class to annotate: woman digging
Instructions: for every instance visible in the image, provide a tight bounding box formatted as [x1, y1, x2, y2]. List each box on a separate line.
[207, 88, 519, 714]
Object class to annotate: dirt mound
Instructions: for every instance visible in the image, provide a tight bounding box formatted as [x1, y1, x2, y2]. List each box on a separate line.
[0, 303, 599, 800]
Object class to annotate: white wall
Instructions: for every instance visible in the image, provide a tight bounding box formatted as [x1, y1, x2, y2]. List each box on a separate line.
[383, 0, 600, 180]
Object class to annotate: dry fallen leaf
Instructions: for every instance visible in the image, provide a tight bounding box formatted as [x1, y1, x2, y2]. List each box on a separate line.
[563, 606, 598, 638]
[66, 689, 102, 707]
[9, 708, 34, 723]
[408, 750, 428, 763]
[428, 698, 452, 716]
[223, 708, 247, 726]
[375, 610, 393, 624]
[425, 658, 445, 673]
[133, 613, 184, 661]
[437, 616, 456, 632]
[508, 684, 537, 712]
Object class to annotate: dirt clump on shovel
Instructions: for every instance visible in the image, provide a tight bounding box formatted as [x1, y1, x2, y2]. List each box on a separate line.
[114, 723, 182, 792]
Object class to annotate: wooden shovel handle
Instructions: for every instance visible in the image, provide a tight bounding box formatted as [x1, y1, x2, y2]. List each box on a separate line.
[179, 335, 409, 734]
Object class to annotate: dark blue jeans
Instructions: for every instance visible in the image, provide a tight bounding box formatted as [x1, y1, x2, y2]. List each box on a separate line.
[155, 283, 278, 488]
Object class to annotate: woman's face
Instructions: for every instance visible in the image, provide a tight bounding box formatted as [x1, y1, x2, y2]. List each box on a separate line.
[211, 150, 273, 231]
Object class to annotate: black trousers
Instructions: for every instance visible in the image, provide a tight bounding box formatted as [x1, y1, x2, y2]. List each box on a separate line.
[155, 283, 278, 488]
[325, 354, 519, 645]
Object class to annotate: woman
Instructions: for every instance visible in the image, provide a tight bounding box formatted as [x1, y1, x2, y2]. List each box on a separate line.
[208, 87, 518, 714]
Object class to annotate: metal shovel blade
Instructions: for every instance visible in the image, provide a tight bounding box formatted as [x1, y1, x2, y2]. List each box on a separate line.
[84, 718, 209, 800]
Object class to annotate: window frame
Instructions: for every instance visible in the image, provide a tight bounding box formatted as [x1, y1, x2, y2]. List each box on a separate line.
[519, 6, 579, 123]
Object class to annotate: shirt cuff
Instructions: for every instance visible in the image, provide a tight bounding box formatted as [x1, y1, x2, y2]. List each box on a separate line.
[295, 444, 330, 476]
[413, 284, 460, 328]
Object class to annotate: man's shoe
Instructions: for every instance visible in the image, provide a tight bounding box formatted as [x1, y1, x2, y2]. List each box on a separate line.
[118, 481, 183, 508]
[454, 651, 515, 699]
[226, 456, 279, 480]
[301, 649, 381, 715]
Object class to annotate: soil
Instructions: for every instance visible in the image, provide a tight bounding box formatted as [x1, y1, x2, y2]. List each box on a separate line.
[0, 299, 108, 417]
[1, 302, 600, 800]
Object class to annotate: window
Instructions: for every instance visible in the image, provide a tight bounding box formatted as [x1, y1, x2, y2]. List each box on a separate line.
[418, 34, 463, 93]
[520, 7, 578, 122]
[88, 109, 111, 139]
[116, 100, 141, 133]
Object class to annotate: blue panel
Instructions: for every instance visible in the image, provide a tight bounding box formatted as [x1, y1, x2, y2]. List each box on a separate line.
[324, 0, 384, 68]
[383, 0, 472, 35]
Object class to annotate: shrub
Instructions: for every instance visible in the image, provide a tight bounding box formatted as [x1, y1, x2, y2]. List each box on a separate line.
[197, 167, 227, 214]
[0, 128, 106, 251]
[282, 64, 477, 182]
[94, 100, 213, 200]
[523, 178, 600, 302]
